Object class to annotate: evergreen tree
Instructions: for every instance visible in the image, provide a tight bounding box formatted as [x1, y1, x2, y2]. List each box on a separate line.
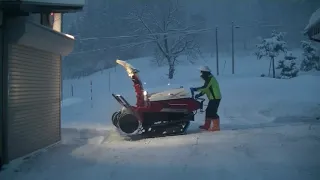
[276, 51, 299, 79]
[300, 41, 320, 71]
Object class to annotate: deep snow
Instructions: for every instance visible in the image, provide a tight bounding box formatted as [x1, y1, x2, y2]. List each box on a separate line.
[1, 51, 320, 180]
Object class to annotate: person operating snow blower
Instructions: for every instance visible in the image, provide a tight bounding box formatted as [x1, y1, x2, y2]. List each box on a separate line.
[191, 66, 221, 131]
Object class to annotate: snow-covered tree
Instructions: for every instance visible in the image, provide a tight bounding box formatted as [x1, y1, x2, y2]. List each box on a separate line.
[276, 51, 299, 79]
[255, 31, 287, 78]
[300, 41, 320, 71]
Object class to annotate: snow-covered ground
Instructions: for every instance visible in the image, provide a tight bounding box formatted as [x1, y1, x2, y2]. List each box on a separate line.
[1, 51, 320, 180]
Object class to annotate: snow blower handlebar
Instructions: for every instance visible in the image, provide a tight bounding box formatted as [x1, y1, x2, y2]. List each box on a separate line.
[190, 88, 204, 100]
[112, 93, 132, 109]
[190, 88, 205, 112]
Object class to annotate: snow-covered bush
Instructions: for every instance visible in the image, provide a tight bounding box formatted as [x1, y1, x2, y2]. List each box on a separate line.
[276, 51, 299, 79]
[300, 41, 320, 71]
[255, 31, 287, 78]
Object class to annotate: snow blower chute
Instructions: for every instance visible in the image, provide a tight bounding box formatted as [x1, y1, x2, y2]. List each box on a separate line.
[111, 59, 205, 137]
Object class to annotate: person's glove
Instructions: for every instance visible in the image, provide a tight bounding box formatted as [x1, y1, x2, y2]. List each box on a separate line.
[195, 93, 202, 99]
[190, 87, 199, 92]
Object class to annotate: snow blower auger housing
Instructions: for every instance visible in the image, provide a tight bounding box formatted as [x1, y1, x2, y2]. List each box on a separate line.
[111, 60, 205, 137]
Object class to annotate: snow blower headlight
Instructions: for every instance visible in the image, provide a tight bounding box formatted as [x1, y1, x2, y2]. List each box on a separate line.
[143, 90, 148, 104]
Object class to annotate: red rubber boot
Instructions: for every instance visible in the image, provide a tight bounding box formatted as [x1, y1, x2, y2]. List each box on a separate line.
[209, 118, 220, 131]
[199, 119, 211, 130]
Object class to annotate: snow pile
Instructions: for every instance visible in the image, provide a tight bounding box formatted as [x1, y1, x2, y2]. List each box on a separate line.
[61, 97, 83, 107]
[304, 7, 320, 31]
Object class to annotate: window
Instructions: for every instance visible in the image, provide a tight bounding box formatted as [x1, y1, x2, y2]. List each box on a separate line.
[40, 13, 54, 28]
[52, 13, 62, 32]
[40, 13, 62, 32]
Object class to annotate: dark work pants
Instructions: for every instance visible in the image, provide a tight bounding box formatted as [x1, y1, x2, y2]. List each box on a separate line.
[205, 99, 221, 119]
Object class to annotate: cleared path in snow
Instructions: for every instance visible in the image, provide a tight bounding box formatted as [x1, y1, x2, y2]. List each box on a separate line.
[1, 123, 320, 180]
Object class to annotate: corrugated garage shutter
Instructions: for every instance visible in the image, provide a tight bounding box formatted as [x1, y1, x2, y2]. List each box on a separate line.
[7, 44, 61, 160]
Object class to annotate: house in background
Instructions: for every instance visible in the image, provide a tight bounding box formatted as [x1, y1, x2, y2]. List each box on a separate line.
[304, 7, 320, 43]
[0, 0, 84, 167]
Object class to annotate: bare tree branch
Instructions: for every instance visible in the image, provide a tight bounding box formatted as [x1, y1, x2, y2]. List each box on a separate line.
[165, 0, 180, 30]
[146, 11, 165, 32]
[126, 0, 201, 79]
[127, 6, 171, 58]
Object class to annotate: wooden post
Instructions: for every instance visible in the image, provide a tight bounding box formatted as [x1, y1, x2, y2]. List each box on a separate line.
[232, 21, 235, 74]
[90, 80, 93, 108]
[108, 71, 111, 92]
[71, 84, 73, 97]
[215, 27, 219, 76]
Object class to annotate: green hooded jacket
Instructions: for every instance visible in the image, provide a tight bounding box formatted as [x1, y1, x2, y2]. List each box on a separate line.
[194, 74, 221, 100]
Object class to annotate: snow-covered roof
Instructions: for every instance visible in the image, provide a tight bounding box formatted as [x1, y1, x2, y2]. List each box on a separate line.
[304, 8, 320, 32]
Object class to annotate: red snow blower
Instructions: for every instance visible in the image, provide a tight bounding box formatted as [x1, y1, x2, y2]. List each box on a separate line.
[111, 60, 205, 137]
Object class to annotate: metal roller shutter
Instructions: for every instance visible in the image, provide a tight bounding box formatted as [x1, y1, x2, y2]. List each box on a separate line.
[7, 44, 61, 160]
[0, 15, 4, 167]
